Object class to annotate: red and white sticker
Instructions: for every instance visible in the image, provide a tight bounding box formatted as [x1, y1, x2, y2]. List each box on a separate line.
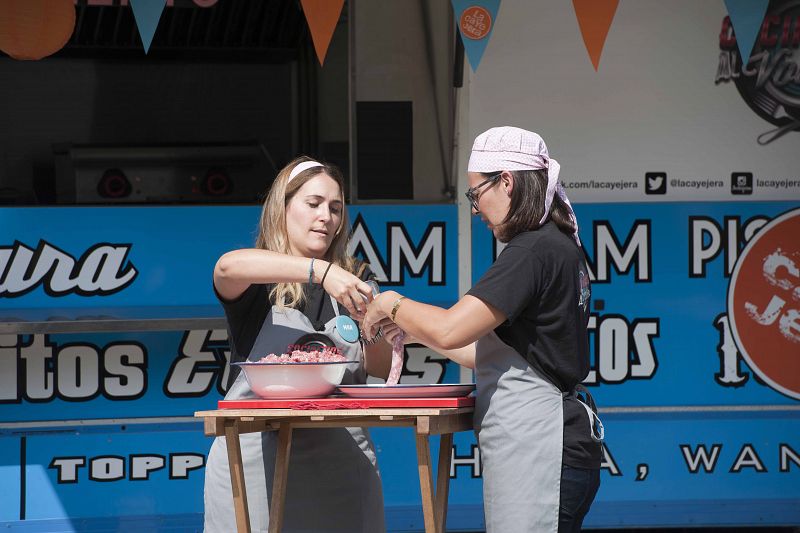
[460, 6, 492, 40]
[728, 208, 800, 400]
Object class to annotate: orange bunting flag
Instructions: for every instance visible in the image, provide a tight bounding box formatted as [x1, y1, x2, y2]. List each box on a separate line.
[0, 0, 75, 60]
[300, 0, 345, 66]
[572, 0, 619, 71]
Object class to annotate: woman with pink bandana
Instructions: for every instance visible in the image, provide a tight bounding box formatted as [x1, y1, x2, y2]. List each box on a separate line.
[365, 126, 603, 533]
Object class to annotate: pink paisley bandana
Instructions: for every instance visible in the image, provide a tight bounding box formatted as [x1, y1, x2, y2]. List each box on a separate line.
[468, 126, 580, 246]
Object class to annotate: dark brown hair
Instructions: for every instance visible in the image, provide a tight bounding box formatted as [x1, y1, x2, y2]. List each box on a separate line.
[490, 169, 577, 243]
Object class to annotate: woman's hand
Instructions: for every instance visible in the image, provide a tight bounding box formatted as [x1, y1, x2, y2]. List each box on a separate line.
[381, 322, 417, 346]
[363, 291, 399, 339]
[320, 263, 374, 319]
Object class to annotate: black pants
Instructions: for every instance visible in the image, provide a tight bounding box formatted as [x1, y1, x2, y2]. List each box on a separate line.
[558, 465, 600, 533]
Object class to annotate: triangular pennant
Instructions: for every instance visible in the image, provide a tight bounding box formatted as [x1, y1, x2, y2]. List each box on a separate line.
[130, 0, 167, 54]
[452, 0, 501, 72]
[724, 0, 769, 65]
[572, 0, 619, 71]
[300, 0, 345, 66]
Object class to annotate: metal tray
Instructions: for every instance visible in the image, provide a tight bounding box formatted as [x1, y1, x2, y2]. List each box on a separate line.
[336, 383, 476, 398]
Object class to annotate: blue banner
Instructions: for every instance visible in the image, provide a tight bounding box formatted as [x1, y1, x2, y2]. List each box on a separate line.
[0, 205, 457, 310]
[1, 202, 799, 530]
[473, 201, 800, 407]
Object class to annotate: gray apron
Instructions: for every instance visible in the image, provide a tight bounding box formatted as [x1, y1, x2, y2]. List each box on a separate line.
[474, 330, 602, 533]
[204, 296, 385, 533]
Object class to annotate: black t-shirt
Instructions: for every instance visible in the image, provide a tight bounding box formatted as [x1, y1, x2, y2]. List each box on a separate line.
[217, 264, 375, 390]
[467, 221, 601, 469]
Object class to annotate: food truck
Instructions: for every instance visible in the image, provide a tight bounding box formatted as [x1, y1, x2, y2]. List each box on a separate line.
[1, 0, 798, 531]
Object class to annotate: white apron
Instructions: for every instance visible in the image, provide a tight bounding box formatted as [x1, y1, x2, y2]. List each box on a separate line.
[204, 296, 386, 533]
[474, 330, 602, 533]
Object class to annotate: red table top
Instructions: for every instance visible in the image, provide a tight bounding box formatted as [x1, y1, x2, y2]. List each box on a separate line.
[218, 395, 475, 410]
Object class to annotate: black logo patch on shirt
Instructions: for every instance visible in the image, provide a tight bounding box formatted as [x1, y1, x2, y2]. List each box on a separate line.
[578, 270, 591, 312]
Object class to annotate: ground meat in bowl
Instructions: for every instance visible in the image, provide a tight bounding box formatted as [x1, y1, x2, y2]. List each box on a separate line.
[259, 348, 347, 363]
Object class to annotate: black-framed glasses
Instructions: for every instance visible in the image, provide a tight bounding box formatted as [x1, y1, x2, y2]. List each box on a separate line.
[464, 172, 502, 212]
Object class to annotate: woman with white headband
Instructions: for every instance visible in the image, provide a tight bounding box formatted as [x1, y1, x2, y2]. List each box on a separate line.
[365, 127, 603, 533]
[204, 156, 393, 532]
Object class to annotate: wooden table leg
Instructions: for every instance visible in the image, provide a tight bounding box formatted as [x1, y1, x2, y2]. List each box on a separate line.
[415, 432, 437, 533]
[224, 419, 251, 533]
[269, 422, 293, 533]
[434, 433, 454, 533]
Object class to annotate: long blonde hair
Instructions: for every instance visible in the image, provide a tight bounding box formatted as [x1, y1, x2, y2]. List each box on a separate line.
[256, 156, 356, 308]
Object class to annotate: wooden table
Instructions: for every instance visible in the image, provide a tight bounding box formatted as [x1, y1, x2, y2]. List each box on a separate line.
[195, 405, 474, 533]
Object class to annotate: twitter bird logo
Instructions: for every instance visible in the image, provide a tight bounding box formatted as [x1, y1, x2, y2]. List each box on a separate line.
[645, 172, 667, 194]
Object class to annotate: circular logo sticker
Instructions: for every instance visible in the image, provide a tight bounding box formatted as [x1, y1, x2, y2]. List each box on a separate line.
[335, 315, 360, 343]
[727, 208, 800, 399]
[460, 6, 492, 40]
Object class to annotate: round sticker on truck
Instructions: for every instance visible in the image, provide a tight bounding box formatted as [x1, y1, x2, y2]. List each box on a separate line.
[727, 207, 800, 400]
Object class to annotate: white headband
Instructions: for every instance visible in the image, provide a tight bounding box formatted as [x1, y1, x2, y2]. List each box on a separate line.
[288, 160, 324, 182]
[468, 126, 581, 246]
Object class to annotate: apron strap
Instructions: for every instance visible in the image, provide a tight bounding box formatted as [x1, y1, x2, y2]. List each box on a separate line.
[564, 385, 605, 443]
[310, 291, 340, 331]
[574, 384, 597, 412]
